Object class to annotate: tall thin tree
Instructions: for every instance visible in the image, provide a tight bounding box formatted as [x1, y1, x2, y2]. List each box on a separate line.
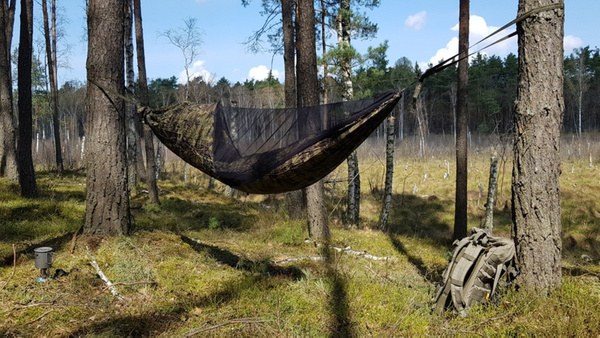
[17, 0, 37, 198]
[41, 0, 63, 172]
[84, 0, 130, 235]
[512, 0, 564, 292]
[133, 0, 159, 205]
[454, 0, 469, 240]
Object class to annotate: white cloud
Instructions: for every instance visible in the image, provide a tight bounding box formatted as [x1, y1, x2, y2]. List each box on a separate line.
[428, 15, 517, 66]
[405, 11, 427, 31]
[248, 65, 281, 81]
[177, 60, 214, 84]
[564, 35, 584, 54]
[429, 37, 459, 65]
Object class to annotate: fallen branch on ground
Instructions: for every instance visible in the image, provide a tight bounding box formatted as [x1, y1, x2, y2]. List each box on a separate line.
[86, 246, 123, 300]
[304, 239, 396, 262]
[69, 223, 84, 254]
[1, 244, 16, 290]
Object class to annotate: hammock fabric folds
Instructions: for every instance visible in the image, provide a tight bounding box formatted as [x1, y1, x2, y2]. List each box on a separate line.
[140, 91, 400, 194]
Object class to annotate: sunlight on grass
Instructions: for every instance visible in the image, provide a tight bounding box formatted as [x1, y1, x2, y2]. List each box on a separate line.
[1, 144, 600, 336]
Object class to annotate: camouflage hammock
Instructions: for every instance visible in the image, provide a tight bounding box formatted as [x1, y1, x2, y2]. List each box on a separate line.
[139, 91, 400, 194]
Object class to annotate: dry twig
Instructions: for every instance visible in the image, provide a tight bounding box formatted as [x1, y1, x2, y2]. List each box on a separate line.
[69, 223, 84, 254]
[86, 246, 124, 300]
[22, 310, 53, 326]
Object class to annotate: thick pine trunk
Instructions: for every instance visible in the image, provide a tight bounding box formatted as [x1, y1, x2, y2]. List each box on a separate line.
[0, 0, 17, 180]
[17, 0, 37, 198]
[296, 0, 329, 241]
[84, 0, 130, 235]
[512, 0, 564, 292]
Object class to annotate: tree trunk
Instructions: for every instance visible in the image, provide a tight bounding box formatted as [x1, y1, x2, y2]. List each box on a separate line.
[454, 0, 469, 240]
[296, 0, 329, 241]
[335, 0, 361, 227]
[133, 0, 159, 205]
[42, 0, 63, 173]
[512, 0, 564, 292]
[17, 0, 37, 198]
[124, 0, 137, 191]
[84, 0, 130, 235]
[379, 109, 395, 231]
[282, 0, 303, 220]
[0, 0, 17, 180]
[483, 150, 498, 234]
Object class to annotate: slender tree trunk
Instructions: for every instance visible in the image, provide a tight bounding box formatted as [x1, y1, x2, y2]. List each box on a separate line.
[133, 0, 159, 205]
[336, 0, 360, 227]
[84, 0, 130, 235]
[282, 0, 303, 220]
[124, 0, 137, 191]
[483, 150, 498, 234]
[42, 0, 63, 173]
[17, 0, 37, 198]
[0, 0, 17, 180]
[296, 0, 329, 241]
[512, 0, 564, 292]
[379, 108, 395, 231]
[454, 0, 469, 240]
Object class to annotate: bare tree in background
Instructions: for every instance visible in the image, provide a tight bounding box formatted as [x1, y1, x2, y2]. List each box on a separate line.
[159, 17, 203, 184]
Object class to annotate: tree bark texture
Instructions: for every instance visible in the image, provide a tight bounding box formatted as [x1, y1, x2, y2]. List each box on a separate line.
[296, 0, 329, 241]
[454, 0, 469, 240]
[378, 112, 395, 231]
[133, 0, 159, 205]
[511, 0, 564, 292]
[84, 0, 130, 235]
[0, 0, 17, 180]
[17, 0, 37, 198]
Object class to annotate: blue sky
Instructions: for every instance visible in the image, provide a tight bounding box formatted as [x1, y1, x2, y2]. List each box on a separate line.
[30, 0, 600, 86]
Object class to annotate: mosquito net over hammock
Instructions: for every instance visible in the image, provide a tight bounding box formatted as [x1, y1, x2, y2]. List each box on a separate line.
[139, 91, 400, 194]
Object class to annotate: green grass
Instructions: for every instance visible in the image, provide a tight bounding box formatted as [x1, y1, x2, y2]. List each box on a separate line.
[1, 152, 599, 336]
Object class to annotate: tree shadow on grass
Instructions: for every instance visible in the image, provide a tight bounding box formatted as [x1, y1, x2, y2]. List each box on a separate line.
[0, 232, 73, 267]
[181, 235, 304, 280]
[68, 274, 265, 337]
[134, 196, 256, 233]
[385, 194, 454, 282]
[320, 245, 354, 338]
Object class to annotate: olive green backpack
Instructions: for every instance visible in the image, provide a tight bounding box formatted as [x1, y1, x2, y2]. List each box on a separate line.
[433, 228, 517, 316]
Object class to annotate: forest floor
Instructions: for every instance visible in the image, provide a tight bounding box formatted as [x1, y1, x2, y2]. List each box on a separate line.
[1, 146, 599, 336]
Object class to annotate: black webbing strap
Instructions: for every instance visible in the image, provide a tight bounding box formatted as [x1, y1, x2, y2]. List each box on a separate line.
[412, 2, 564, 104]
